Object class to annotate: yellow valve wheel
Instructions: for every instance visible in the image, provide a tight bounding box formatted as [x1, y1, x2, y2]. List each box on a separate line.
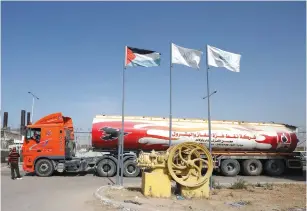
[167, 142, 214, 188]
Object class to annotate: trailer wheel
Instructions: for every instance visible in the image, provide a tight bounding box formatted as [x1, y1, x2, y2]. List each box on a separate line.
[35, 159, 54, 177]
[123, 159, 140, 177]
[242, 159, 263, 176]
[96, 159, 116, 177]
[264, 159, 285, 176]
[220, 159, 240, 177]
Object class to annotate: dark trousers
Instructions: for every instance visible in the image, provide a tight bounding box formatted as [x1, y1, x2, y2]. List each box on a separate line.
[10, 163, 21, 179]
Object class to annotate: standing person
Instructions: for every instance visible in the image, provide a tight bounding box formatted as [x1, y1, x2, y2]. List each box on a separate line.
[8, 147, 22, 180]
[7, 148, 12, 166]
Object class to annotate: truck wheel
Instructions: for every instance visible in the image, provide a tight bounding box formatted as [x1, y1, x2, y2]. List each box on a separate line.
[242, 159, 263, 176]
[96, 159, 116, 177]
[35, 159, 54, 177]
[264, 159, 285, 176]
[220, 159, 240, 176]
[123, 159, 140, 177]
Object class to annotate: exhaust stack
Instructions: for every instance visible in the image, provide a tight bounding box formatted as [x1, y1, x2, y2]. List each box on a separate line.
[20, 110, 26, 134]
[3, 112, 8, 128]
[27, 112, 31, 125]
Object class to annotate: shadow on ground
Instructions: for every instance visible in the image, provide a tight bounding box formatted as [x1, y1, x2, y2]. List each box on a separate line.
[4, 166, 304, 183]
[24, 169, 97, 177]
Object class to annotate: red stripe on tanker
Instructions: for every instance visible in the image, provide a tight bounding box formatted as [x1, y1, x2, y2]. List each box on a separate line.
[91, 116, 298, 152]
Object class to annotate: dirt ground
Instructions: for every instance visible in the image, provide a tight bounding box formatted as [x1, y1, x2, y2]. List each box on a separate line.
[101, 183, 306, 211]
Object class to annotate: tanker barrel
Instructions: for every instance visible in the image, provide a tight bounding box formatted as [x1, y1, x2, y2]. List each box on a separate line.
[3, 112, 8, 128]
[20, 110, 26, 134]
[26, 112, 31, 125]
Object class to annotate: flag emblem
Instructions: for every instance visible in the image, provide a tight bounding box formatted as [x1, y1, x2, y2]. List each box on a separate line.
[207, 45, 241, 72]
[125, 46, 161, 68]
[171, 43, 203, 69]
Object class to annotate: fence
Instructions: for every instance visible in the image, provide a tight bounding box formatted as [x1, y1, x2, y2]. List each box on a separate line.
[74, 131, 92, 150]
[1, 128, 22, 150]
[296, 129, 306, 151]
[1, 128, 23, 163]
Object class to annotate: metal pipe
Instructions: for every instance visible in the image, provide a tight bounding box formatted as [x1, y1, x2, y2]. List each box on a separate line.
[205, 45, 213, 190]
[203, 90, 217, 100]
[169, 42, 173, 147]
[28, 92, 39, 122]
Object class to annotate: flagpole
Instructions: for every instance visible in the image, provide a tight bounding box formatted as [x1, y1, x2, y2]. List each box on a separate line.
[206, 45, 213, 189]
[119, 46, 127, 186]
[169, 43, 172, 146]
[116, 61, 122, 185]
[120, 66, 125, 186]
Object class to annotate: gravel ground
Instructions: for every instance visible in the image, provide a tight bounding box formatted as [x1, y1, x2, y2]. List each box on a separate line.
[1, 166, 305, 211]
[103, 183, 306, 211]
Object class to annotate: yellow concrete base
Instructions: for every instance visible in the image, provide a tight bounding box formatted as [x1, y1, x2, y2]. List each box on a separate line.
[179, 180, 210, 199]
[141, 168, 172, 198]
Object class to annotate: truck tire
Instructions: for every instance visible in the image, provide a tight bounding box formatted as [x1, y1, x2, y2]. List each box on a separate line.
[35, 159, 54, 177]
[264, 159, 285, 176]
[220, 159, 240, 176]
[123, 159, 140, 177]
[96, 159, 116, 177]
[242, 159, 263, 176]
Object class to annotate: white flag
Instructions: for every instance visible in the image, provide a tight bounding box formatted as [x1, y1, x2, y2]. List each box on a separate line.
[207, 45, 241, 72]
[171, 43, 203, 69]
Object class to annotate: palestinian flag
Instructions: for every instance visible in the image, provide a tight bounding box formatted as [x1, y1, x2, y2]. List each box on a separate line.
[125, 46, 161, 68]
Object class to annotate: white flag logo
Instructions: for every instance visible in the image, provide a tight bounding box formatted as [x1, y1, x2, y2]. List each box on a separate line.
[207, 45, 241, 72]
[171, 43, 203, 69]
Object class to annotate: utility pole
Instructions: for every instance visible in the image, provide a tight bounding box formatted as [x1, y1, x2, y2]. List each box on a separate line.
[27, 92, 39, 122]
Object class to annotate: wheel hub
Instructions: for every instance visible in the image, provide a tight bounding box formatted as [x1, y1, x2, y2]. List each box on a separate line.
[127, 165, 136, 174]
[40, 163, 49, 172]
[103, 164, 110, 172]
[271, 163, 278, 171]
[227, 163, 234, 171]
[250, 163, 257, 171]
[186, 160, 194, 167]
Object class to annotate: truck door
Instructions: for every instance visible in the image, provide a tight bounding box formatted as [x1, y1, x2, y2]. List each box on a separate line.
[24, 128, 42, 152]
[22, 127, 42, 170]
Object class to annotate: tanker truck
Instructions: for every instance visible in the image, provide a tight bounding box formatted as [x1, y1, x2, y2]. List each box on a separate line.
[22, 112, 305, 177]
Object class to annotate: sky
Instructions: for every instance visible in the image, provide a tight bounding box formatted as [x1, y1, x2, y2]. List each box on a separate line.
[1, 1, 306, 132]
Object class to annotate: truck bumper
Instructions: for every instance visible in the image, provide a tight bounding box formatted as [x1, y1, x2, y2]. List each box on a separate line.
[22, 157, 35, 173]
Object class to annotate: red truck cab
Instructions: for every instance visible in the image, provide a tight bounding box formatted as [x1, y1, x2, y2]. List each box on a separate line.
[22, 112, 75, 176]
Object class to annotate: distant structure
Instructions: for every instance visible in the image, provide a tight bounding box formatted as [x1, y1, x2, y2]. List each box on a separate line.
[296, 127, 306, 151]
